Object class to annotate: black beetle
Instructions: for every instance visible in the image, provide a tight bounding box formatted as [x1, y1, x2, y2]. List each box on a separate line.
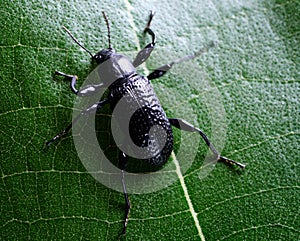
[46, 11, 245, 234]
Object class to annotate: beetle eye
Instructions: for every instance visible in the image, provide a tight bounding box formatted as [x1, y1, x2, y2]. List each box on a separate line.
[92, 54, 103, 63]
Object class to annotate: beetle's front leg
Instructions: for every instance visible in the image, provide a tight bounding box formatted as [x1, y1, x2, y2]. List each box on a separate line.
[133, 11, 156, 67]
[54, 71, 79, 94]
[54, 71, 103, 96]
[169, 118, 246, 169]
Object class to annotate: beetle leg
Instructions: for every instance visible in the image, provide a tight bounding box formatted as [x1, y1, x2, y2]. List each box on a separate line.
[119, 152, 130, 234]
[147, 41, 216, 80]
[133, 11, 156, 67]
[45, 99, 110, 147]
[144, 10, 156, 45]
[169, 118, 246, 169]
[54, 71, 79, 94]
[147, 63, 173, 80]
[54, 71, 104, 96]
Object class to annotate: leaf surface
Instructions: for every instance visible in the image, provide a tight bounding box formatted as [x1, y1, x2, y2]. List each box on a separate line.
[1, 0, 299, 240]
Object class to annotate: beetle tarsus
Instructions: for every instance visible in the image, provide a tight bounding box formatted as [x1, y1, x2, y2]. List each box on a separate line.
[169, 118, 246, 170]
[54, 70, 79, 95]
[145, 10, 155, 29]
[144, 11, 156, 45]
[218, 156, 246, 169]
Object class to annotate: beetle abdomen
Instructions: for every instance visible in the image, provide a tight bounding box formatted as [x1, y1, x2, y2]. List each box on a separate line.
[129, 104, 173, 167]
[109, 75, 174, 169]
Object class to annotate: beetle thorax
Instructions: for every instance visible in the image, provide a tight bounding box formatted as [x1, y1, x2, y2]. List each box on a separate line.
[95, 51, 136, 86]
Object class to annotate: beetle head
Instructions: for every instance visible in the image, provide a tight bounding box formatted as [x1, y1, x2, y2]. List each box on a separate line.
[92, 48, 115, 64]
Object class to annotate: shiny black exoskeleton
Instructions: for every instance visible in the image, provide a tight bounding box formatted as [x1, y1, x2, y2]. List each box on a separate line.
[92, 48, 174, 169]
[46, 11, 245, 235]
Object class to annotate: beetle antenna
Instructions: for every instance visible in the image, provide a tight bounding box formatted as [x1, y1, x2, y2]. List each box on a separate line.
[62, 26, 94, 58]
[102, 11, 112, 49]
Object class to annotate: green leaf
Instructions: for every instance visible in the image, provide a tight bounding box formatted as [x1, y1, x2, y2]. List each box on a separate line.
[1, 0, 299, 240]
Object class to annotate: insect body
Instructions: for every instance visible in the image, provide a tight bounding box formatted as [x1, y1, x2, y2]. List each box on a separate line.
[46, 11, 245, 234]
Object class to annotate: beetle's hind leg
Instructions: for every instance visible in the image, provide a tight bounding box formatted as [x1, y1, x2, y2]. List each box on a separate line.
[119, 152, 131, 234]
[169, 118, 246, 169]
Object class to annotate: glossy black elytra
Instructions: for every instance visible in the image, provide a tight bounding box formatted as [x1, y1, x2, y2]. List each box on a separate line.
[46, 11, 246, 234]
